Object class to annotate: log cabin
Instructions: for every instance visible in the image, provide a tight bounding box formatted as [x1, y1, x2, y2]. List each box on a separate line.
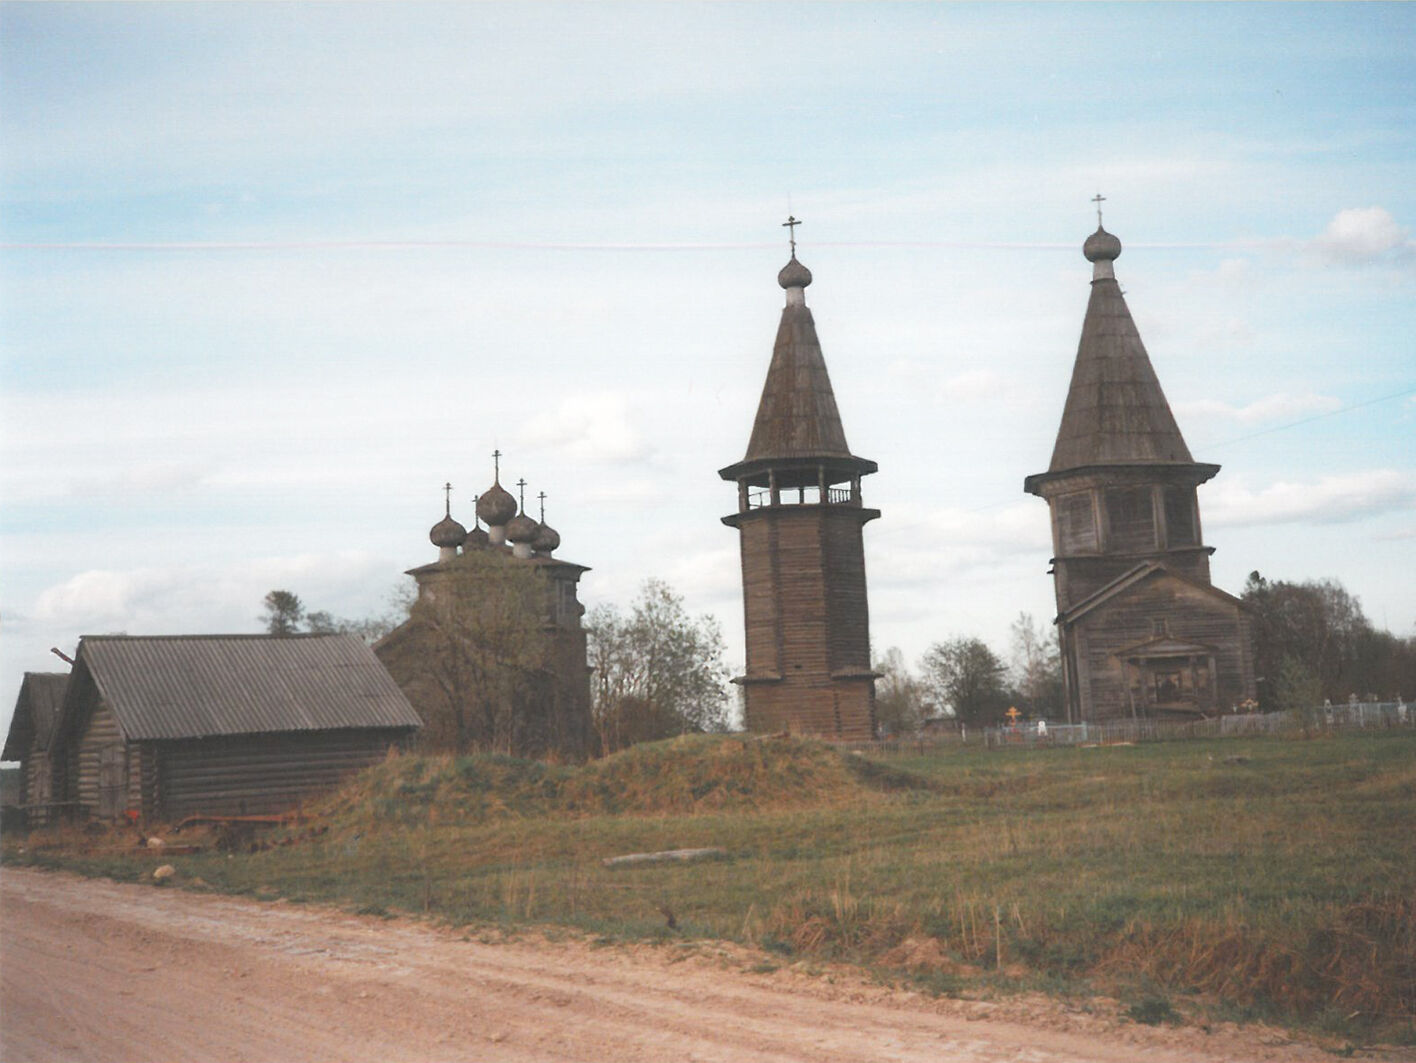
[50, 634, 421, 821]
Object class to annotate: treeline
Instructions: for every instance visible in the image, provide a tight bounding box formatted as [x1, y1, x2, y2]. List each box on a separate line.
[1243, 572, 1415, 709]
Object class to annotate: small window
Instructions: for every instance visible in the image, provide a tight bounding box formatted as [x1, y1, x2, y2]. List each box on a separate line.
[1151, 618, 1169, 637]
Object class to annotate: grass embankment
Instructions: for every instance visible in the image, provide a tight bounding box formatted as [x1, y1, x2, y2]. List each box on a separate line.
[7, 732, 1414, 1042]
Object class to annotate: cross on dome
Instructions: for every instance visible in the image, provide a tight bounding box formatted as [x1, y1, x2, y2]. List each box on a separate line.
[1091, 193, 1106, 228]
[782, 214, 801, 257]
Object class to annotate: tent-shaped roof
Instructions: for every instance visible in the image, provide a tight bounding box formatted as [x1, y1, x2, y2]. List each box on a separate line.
[721, 256, 875, 486]
[1047, 230, 1197, 473]
[2, 673, 69, 761]
[65, 634, 422, 741]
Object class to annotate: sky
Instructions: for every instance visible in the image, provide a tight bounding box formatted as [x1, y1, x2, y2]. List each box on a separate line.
[3, 3, 1414, 742]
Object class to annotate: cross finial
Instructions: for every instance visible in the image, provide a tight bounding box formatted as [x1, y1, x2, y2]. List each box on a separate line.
[471, 494, 482, 529]
[782, 214, 801, 257]
[492, 448, 502, 481]
[516, 478, 527, 512]
[1091, 193, 1106, 228]
[537, 490, 547, 522]
[442, 481, 453, 518]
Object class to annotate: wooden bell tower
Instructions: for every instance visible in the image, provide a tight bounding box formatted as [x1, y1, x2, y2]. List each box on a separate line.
[720, 221, 879, 740]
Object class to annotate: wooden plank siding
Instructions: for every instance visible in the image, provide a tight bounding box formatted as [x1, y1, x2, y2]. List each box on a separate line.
[155, 730, 405, 819]
[1068, 573, 1254, 722]
[736, 506, 876, 741]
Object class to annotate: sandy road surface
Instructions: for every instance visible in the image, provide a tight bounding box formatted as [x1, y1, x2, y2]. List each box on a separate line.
[0, 867, 1380, 1063]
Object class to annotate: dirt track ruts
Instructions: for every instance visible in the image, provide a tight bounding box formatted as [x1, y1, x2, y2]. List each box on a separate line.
[0, 867, 1376, 1063]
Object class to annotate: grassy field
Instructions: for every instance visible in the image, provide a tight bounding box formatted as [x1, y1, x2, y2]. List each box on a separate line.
[7, 731, 1414, 1042]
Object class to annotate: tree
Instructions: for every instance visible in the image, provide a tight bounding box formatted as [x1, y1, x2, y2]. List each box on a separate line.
[390, 551, 557, 755]
[261, 590, 304, 636]
[1007, 612, 1062, 718]
[305, 609, 400, 645]
[873, 647, 926, 736]
[1271, 655, 1323, 714]
[919, 637, 1009, 727]
[1244, 572, 1371, 702]
[586, 579, 731, 754]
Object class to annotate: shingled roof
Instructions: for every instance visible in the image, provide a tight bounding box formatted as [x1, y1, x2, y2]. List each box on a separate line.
[2, 672, 69, 760]
[1046, 233, 1196, 473]
[66, 634, 422, 741]
[720, 255, 875, 486]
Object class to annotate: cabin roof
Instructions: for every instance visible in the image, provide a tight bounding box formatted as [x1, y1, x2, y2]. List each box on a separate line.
[2, 672, 69, 760]
[1059, 562, 1248, 626]
[65, 634, 422, 741]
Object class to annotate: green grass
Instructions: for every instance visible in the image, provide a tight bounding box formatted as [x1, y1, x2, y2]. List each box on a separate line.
[6, 731, 1414, 1044]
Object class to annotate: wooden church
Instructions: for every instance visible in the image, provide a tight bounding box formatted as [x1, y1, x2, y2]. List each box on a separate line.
[1025, 209, 1256, 722]
[375, 457, 594, 759]
[720, 223, 879, 741]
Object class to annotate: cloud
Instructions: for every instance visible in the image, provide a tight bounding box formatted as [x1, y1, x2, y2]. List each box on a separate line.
[1312, 207, 1413, 264]
[31, 551, 393, 633]
[1175, 391, 1342, 424]
[1205, 470, 1416, 529]
[516, 393, 649, 465]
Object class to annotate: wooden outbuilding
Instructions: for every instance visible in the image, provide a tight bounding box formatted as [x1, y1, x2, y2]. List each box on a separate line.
[2, 672, 70, 825]
[720, 232, 879, 740]
[1024, 215, 1255, 722]
[51, 634, 421, 821]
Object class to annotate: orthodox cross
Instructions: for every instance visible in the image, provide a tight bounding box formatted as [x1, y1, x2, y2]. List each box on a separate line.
[1091, 193, 1106, 228]
[442, 481, 453, 517]
[470, 494, 482, 528]
[782, 214, 801, 256]
[538, 491, 548, 522]
[516, 478, 528, 512]
[492, 448, 502, 482]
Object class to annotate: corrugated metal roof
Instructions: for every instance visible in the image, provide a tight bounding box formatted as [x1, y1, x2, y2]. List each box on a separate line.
[2, 672, 69, 759]
[74, 635, 422, 741]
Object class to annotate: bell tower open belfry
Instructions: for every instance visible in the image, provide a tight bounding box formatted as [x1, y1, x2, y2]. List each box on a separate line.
[720, 219, 879, 740]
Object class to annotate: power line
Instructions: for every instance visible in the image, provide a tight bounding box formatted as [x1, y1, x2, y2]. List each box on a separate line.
[1197, 385, 1416, 451]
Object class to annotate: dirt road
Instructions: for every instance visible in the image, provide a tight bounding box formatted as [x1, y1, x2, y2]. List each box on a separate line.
[0, 867, 1379, 1063]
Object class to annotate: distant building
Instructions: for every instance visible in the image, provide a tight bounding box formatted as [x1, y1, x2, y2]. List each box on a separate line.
[720, 229, 879, 740]
[2, 672, 69, 824]
[375, 459, 593, 759]
[48, 634, 420, 821]
[1024, 214, 1255, 722]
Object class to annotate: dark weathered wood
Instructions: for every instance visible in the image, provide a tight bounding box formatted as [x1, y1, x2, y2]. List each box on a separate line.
[1025, 227, 1255, 724]
[721, 254, 879, 741]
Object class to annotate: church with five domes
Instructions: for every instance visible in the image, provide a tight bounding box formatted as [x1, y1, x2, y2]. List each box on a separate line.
[374, 453, 593, 758]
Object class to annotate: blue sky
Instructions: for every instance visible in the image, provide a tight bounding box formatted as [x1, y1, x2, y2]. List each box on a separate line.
[3, 3, 1414, 737]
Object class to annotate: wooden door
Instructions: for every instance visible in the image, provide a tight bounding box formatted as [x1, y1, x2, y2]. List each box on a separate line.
[98, 745, 127, 818]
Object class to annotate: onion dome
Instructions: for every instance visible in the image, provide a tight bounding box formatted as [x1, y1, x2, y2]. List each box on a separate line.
[429, 513, 466, 549]
[532, 521, 560, 555]
[1083, 227, 1122, 263]
[506, 510, 538, 544]
[476, 480, 516, 527]
[462, 494, 490, 549]
[777, 256, 813, 290]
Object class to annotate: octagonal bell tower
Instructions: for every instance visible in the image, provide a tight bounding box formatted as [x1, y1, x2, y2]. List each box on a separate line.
[720, 220, 879, 740]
